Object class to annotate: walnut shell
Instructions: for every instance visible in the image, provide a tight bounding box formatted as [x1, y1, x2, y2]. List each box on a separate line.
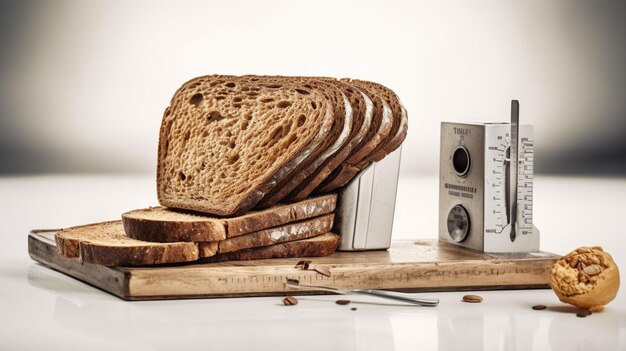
[549, 246, 620, 312]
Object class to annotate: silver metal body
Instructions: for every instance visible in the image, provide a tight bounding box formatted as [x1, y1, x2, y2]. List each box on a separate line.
[335, 147, 402, 251]
[438, 122, 539, 253]
[284, 279, 439, 306]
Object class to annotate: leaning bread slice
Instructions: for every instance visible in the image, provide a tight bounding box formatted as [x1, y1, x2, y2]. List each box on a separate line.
[252, 77, 349, 209]
[200, 233, 340, 262]
[158, 75, 335, 216]
[205, 213, 334, 254]
[286, 78, 372, 202]
[348, 79, 408, 164]
[122, 194, 337, 242]
[55, 221, 199, 266]
[314, 83, 394, 193]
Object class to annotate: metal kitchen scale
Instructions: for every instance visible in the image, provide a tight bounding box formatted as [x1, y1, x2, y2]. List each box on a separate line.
[439, 100, 539, 253]
[335, 100, 539, 253]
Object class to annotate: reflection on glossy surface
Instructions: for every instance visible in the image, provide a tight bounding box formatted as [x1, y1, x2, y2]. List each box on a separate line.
[1, 175, 625, 350]
[548, 306, 619, 351]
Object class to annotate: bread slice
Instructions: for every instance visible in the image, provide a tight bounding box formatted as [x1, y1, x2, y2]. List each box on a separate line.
[210, 213, 334, 254]
[56, 216, 336, 265]
[122, 194, 337, 242]
[55, 221, 199, 266]
[252, 77, 350, 208]
[201, 233, 340, 262]
[157, 75, 335, 216]
[348, 79, 407, 164]
[286, 78, 372, 202]
[315, 83, 394, 192]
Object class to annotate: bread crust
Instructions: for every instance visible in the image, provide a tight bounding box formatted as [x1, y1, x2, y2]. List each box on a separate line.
[55, 221, 199, 266]
[349, 79, 407, 163]
[200, 233, 340, 262]
[122, 194, 337, 242]
[215, 213, 334, 254]
[226, 194, 337, 236]
[123, 208, 227, 242]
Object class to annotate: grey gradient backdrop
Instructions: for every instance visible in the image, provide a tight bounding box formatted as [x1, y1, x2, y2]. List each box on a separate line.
[1, 0, 625, 176]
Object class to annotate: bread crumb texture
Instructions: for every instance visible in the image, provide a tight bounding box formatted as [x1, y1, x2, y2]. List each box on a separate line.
[158, 76, 327, 215]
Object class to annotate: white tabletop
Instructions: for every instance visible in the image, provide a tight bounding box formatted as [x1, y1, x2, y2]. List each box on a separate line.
[1, 174, 624, 350]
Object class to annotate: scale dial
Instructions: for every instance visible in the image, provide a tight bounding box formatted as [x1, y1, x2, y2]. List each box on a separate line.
[447, 205, 470, 242]
[484, 125, 534, 238]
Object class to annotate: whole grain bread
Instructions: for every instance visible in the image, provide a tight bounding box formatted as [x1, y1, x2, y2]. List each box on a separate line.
[56, 214, 336, 265]
[212, 213, 334, 254]
[55, 221, 199, 266]
[200, 232, 340, 262]
[157, 75, 335, 216]
[348, 79, 407, 164]
[286, 78, 372, 202]
[315, 84, 394, 192]
[122, 194, 337, 242]
[252, 77, 350, 208]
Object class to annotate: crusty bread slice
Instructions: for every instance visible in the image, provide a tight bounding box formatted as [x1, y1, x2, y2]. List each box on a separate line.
[122, 207, 227, 242]
[200, 232, 340, 262]
[314, 84, 394, 192]
[56, 216, 336, 265]
[221, 214, 333, 253]
[253, 77, 350, 209]
[348, 79, 407, 164]
[122, 194, 337, 242]
[199, 213, 334, 255]
[286, 78, 372, 202]
[55, 221, 199, 266]
[157, 75, 335, 216]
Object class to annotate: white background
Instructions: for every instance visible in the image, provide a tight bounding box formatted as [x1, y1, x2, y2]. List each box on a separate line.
[1, 0, 625, 175]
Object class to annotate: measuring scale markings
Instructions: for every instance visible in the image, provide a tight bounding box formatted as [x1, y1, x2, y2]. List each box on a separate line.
[485, 127, 534, 237]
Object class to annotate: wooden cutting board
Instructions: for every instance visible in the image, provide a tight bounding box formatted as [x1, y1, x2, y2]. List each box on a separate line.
[28, 230, 559, 301]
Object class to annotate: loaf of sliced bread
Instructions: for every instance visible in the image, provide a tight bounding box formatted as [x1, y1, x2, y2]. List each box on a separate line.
[55, 221, 199, 266]
[201, 233, 340, 262]
[158, 75, 335, 216]
[212, 213, 333, 254]
[123, 194, 336, 242]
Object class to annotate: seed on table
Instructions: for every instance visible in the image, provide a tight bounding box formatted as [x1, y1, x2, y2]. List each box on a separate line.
[532, 305, 547, 310]
[314, 265, 332, 277]
[282, 296, 298, 306]
[462, 294, 483, 303]
[351, 307, 357, 311]
[336, 299, 351, 305]
[576, 310, 591, 318]
[294, 260, 311, 270]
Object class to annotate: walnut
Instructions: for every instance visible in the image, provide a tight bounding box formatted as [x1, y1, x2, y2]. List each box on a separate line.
[550, 246, 620, 312]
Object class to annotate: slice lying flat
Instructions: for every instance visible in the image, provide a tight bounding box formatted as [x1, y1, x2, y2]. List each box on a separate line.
[55, 221, 199, 266]
[201, 232, 340, 262]
[122, 194, 337, 242]
[203, 213, 334, 254]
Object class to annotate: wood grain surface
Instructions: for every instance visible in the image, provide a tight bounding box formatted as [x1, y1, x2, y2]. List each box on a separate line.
[28, 230, 559, 301]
